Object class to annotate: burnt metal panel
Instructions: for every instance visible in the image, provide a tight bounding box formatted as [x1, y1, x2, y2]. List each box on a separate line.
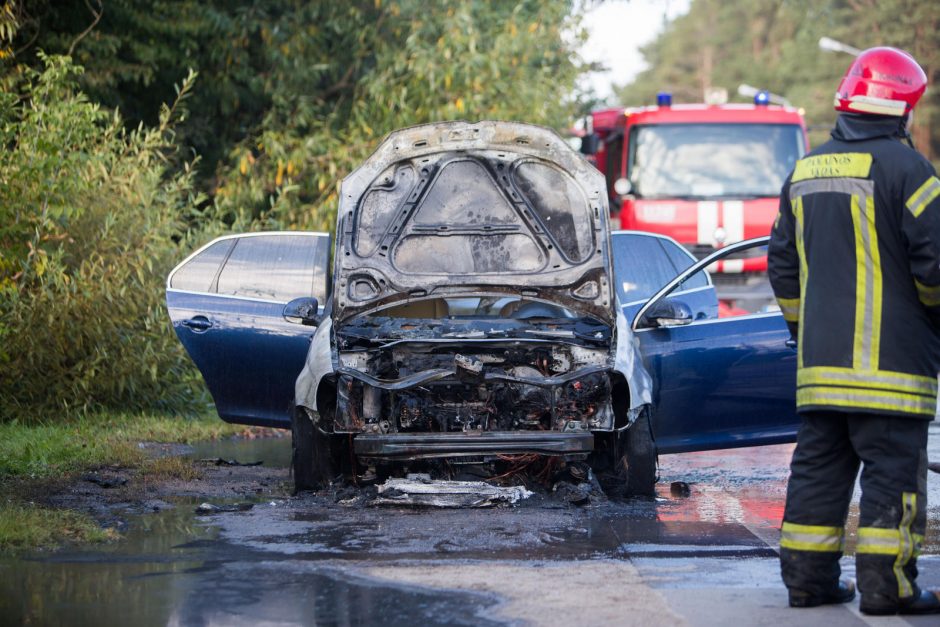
[353, 431, 594, 460]
[334, 121, 613, 323]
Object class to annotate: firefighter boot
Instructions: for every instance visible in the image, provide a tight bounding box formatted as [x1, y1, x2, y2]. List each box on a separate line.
[860, 588, 940, 615]
[789, 580, 856, 608]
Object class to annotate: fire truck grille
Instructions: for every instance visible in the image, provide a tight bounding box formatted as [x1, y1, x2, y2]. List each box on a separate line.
[686, 244, 715, 260]
[711, 273, 751, 288]
[684, 244, 767, 260]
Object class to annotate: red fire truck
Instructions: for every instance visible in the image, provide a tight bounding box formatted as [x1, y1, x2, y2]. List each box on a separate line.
[581, 93, 809, 282]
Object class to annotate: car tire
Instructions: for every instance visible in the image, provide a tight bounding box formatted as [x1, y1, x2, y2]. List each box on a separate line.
[621, 407, 657, 497]
[590, 407, 658, 499]
[291, 406, 336, 493]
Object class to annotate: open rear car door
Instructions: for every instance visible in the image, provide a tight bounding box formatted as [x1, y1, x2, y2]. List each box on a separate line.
[166, 232, 330, 427]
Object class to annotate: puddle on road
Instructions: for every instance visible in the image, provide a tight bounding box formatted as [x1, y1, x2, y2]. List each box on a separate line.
[0, 500, 500, 626]
[1, 502, 214, 626]
[188, 434, 292, 468]
[0, 436, 500, 626]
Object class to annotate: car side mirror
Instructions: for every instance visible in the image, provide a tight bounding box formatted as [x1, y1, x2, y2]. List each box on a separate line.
[283, 296, 320, 326]
[638, 298, 693, 329]
[580, 133, 600, 155]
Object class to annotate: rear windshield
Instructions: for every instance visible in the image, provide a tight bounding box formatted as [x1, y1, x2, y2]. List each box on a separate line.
[628, 123, 805, 199]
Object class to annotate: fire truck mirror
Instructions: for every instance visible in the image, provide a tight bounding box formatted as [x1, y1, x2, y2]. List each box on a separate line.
[579, 133, 600, 155]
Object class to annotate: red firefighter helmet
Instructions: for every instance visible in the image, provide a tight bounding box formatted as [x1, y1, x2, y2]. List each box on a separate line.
[834, 47, 927, 117]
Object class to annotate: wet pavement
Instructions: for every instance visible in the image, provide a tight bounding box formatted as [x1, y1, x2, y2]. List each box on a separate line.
[3, 423, 940, 626]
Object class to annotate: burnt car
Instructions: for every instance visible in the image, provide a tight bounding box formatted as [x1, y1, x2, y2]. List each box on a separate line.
[166, 121, 800, 496]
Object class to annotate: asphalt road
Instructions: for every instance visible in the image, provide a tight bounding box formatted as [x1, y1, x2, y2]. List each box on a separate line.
[4, 423, 940, 626]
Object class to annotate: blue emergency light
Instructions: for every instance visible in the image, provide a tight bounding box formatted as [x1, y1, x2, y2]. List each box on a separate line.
[656, 92, 672, 107]
[754, 91, 770, 106]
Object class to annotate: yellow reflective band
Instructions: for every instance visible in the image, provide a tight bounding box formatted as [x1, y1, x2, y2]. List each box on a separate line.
[858, 527, 902, 555]
[797, 385, 937, 416]
[851, 194, 866, 369]
[857, 529, 924, 557]
[792, 153, 873, 182]
[850, 193, 882, 371]
[896, 492, 916, 598]
[780, 522, 845, 552]
[868, 195, 883, 371]
[915, 280, 940, 307]
[906, 176, 940, 218]
[798, 367, 937, 396]
[846, 98, 908, 116]
[794, 197, 807, 369]
[776, 297, 800, 322]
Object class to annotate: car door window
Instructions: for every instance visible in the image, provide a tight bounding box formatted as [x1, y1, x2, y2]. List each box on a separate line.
[215, 234, 329, 303]
[662, 243, 709, 290]
[169, 239, 235, 293]
[169, 233, 331, 304]
[633, 236, 774, 329]
[612, 233, 685, 303]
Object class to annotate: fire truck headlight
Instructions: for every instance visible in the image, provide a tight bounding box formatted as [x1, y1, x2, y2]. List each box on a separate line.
[613, 178, 633, 196]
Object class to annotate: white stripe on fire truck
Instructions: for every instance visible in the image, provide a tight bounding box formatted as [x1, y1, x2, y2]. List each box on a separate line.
[723, 200, 744, 243]
[697, 201, 719, 245]
[723, 259, 744, 273]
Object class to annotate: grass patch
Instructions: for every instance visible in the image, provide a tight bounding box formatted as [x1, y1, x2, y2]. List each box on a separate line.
[0, 411, 246, 478]
[0, 500, 118, 552]
[143, 456, 204, 482]
[0, 411, 254, 552]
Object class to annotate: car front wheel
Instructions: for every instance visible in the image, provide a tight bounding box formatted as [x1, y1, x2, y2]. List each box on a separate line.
[291, 406, 339, 492]
[621, 407, 657, 497]
[593, 406, 658, 498]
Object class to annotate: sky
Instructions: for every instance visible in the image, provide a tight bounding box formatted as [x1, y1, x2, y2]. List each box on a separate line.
[578, 0, 691, 102]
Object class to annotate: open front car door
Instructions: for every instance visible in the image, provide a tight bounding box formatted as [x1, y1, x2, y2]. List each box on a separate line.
[166, 232, 331, 427]
[633, 236, 799, 453]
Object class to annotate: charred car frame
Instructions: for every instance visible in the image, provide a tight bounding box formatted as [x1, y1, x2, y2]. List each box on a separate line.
[167, 121, 800, 497]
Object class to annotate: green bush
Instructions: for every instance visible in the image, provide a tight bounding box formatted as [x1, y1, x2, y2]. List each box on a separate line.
[0, 55, 212, 420]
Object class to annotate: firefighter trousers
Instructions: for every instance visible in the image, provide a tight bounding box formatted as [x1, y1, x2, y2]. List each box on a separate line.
[779, 411, 928, 602]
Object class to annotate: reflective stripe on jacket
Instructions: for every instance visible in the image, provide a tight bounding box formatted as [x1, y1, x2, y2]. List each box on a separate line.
[769, 114, 940, 419]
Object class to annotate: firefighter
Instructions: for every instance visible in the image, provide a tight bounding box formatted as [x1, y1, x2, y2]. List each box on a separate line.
[769, 47, 940, 615]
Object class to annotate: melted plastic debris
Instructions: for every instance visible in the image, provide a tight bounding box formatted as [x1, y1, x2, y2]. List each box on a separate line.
[373, 477, 533, 508]
[195, 502, 255, 514]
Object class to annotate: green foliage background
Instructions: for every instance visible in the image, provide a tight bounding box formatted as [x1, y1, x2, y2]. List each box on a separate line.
[0, 0, 586, 421]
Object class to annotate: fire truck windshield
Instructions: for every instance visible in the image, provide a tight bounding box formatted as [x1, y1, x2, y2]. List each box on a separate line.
[628, 123, 805, 199]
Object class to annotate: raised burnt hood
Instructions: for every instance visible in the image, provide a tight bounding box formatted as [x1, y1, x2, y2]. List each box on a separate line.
[333, 121, 613, 324]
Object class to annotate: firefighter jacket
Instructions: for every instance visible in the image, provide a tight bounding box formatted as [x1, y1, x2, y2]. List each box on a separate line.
[769, 113, 940, 419]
